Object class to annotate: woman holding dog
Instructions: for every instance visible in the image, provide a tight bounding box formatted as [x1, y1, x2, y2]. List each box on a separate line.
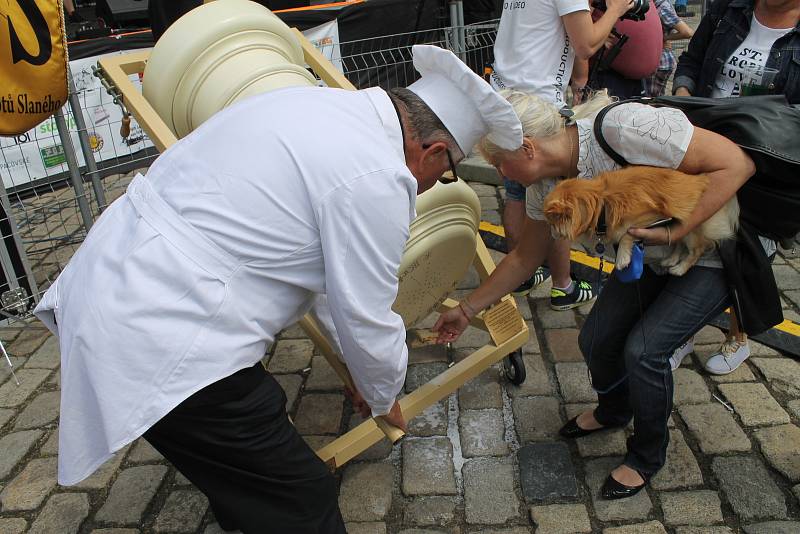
[434, 89, 760, 499]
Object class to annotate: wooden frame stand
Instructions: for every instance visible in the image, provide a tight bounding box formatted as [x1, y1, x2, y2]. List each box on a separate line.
[96, 31, 528, 470]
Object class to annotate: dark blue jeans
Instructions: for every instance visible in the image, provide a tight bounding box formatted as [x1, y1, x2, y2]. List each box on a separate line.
[578, 265, 729, 475]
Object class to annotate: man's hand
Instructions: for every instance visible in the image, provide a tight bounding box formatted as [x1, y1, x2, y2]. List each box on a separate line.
[627, 223, 686, 246]
[606, 0, 635, 18]
[345, 386, 370, 418]
[379, 400, 407, 432]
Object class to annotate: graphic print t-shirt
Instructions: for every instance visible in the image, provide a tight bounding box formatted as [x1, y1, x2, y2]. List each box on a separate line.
[710, 14, 792, 98]
[491, 0, 589, 106]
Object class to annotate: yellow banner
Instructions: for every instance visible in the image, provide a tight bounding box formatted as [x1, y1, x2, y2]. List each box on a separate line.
[1, 0, 69, 136]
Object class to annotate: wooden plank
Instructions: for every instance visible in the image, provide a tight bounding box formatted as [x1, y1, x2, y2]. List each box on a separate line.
[292, 28, 356, 91]
[97, 52, 179, 152]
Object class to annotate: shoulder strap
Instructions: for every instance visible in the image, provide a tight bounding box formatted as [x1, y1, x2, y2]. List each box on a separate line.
[592, 101, 631, 167]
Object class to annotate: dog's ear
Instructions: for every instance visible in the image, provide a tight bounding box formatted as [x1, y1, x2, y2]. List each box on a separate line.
[543, 196, 575, 238]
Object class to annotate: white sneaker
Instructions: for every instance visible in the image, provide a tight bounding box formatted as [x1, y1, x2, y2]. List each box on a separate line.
[670, 338, 694, 371]
[704, 338, 751, 375]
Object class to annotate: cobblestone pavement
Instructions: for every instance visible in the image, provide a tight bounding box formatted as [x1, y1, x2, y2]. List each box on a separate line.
[1, 169, 800, 534]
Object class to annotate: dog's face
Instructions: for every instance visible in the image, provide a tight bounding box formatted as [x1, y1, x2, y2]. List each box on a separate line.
[543, 179, 604, 241]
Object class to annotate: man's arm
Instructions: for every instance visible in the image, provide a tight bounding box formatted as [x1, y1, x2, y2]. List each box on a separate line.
[673, 6, 718, 95]
[562, 0, 635, 59]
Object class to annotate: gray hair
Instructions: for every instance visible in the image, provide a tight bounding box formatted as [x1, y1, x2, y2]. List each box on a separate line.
[479, 89, 614, 165]
[389, 87, 464, 159]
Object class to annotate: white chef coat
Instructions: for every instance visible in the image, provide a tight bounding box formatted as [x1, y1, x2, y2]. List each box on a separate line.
[34, 86, 416, 486]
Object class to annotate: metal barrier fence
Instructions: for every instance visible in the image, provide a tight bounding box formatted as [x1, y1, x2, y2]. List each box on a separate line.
[0, 13, 703, 326]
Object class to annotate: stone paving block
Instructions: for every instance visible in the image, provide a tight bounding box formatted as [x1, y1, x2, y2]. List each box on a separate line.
[651, 430, 703, 490]
[408, 399, 448, 437]
[339, 463, 393, 522]
[463, 457, 521, 524]
[555, 362, 597, 403]
[459, 409, 508, 457]
[406, 363, 450, 392]
[0, 408, 15, 430]
[534, 301, 577, 329]
[603, 522, 667, 534]
[74, 452, 125, 490]
[529, 503, 591, 534]
[674, 528, 734, 534]
[0, 457, 56, 511]
[694, 325, 725, 345]
[458, 367, 503, 410]
[154, 489, 209, 533]
[457, 265, 481, 290]
[266, 339, 314, 373]
[512, 396, 562, 442]
[40, 428, 58, 456]
[451, 325, 491, 351]
[518, 442, 578, 501]
[305, 356, 344, 391]
[711, 456, 787, 522]
[0, 368, 50, 407]
[7, 328, 50, 357]
[753, 424, 800, 482]
[27, 493, 89, 534]
[672, 369, 710, 405]
[127, 438, 164, 463]
[345, 523, 387, 534]
[348, 415, 393, 460]
[403, 497, 457, 526]
[521, 322, 541, 354]
[274, 373, 303, 411]
[786, 290, 800, 309]
[397, 529, 448, 534]
[480, 195, 499, 211]
[402, 438, 457, 496]
[750, 358, 800, 397]
[0, 430, 42, 479]
[708, 361, 757, 383]
[407, 342, 449, 365]
[586, 457, 652, 522]
[0, 357, 24, 388]
[794, 483, 800, 503]
[95, 465, 169, 524]
[660, 490, 723, 526]
[90, 530, 140, 534]
[545, 329, 584, 362]
[505, 353, 554, 397]
[743, 522, 800, 534]
[469, 529, 531, 534]
[13, 391, 59, 430]
[772, 264, 800, 289]
[515, 296, 533, 321]
[0, 518, 27, 534]
[302, 435, 335, 451]
[174, 471, 192, 486]
[294, 393, 343, 435]
[719, 383, 790, 426]
[24, 336, 59, 369]
[678, 403, 750, 454]
[279, 322, 306, 339]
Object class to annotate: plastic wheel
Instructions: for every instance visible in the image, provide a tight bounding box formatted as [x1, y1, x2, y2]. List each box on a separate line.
[503, 349, 526, 385]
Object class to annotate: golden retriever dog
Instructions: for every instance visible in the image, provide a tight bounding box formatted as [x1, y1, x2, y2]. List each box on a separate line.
[543, 166, 739, 276]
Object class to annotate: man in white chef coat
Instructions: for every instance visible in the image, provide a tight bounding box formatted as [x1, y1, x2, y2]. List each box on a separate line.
[34, 45, 522, 532]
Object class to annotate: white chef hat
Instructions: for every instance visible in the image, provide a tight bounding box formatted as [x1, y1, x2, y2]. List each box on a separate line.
[407, 45, 522, 155]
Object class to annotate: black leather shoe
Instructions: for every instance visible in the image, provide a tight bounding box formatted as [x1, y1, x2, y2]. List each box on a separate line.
[600, 470, 649, 500]
[559, 415, 608, 439]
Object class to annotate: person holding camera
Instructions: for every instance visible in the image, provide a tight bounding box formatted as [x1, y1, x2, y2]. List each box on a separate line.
[489, 0, 633, 310]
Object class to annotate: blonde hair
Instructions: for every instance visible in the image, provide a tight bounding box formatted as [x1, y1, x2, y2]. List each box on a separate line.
[479, 89, 614, 166]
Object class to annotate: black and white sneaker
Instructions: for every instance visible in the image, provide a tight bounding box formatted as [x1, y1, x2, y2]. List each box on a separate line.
[511, 266, 551, 297]
[550, 279, 597, 311]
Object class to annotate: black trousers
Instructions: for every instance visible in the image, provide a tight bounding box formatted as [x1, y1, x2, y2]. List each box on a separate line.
[144, 363, 346, 534]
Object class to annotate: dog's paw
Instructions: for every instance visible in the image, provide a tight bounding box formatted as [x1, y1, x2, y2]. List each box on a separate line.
[668, 263, 690, 277]
[661, 255, 680, 268]
[615, 252, 631, 270]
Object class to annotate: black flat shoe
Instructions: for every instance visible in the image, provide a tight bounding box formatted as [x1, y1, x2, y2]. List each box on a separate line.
[558, 415, 608, 439]
[600, 469, 650, 500]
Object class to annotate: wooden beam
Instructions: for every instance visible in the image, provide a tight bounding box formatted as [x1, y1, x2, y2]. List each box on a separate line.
[292, 28, 356, 91]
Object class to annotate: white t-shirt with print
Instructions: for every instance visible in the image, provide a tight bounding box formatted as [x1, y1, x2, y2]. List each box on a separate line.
[710, 14, 792, 98]
[491, 0, 589, 106]
[526, 102, 704, 267]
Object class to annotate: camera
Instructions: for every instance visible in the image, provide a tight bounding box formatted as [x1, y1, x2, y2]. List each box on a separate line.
[592, 0, 649, 21]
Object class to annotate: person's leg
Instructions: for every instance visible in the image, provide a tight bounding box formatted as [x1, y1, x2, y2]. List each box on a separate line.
[575, 267, 669, 430]
[503, 178, 551, 295]
[621, 266, 729, 478]
[144, 364, 346, 534]
[548, 238, 598, 311]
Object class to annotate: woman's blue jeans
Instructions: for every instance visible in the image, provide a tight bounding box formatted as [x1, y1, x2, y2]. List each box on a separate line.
[578, 265, 729, 475]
